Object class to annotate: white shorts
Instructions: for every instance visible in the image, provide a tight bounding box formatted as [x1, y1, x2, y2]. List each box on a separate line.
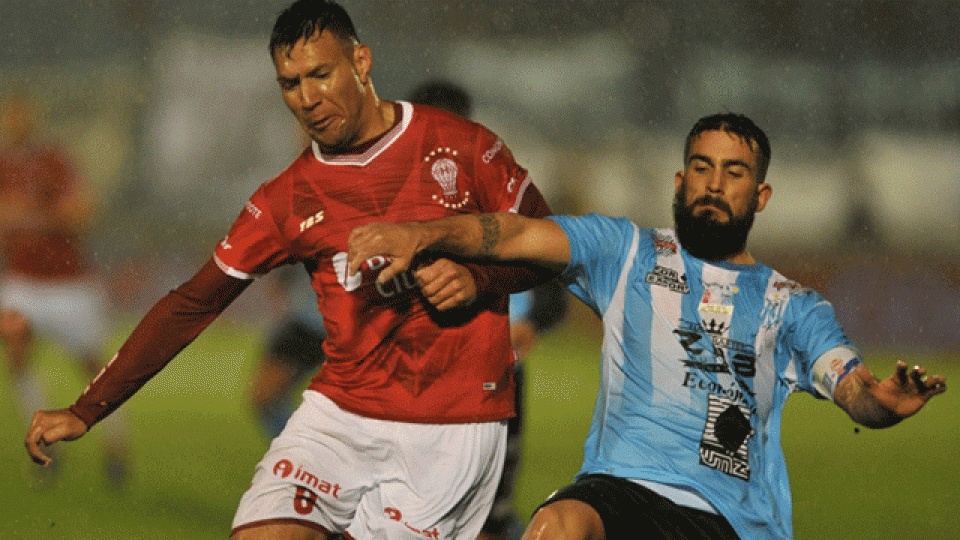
[0, 273, 108, 357]
[232, 391, 508, 540]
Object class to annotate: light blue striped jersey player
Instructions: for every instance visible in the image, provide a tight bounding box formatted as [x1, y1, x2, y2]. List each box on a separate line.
[550, 214, 861, 540]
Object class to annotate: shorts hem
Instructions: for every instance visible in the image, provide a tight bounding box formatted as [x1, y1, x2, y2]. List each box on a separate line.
[230, 517, 333, 537]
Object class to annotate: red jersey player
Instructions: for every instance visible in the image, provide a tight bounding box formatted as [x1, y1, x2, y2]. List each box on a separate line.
[1, 93, 129, 488]
[25, 1, 551, 539]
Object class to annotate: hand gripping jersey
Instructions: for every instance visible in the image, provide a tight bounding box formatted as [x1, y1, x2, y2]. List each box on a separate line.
[215, 102, 548, 424]
[551, 214, 860, 540]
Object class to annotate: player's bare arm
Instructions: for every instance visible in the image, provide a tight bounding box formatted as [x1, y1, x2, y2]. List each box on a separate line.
[834, 361, 947, 428]
[346, 212, 571, 284]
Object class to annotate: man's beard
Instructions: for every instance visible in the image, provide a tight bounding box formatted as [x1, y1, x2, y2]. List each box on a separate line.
[672, 187, 757, 262]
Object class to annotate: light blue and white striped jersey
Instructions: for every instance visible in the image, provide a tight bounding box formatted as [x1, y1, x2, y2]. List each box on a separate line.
[551, 214, 859, 540]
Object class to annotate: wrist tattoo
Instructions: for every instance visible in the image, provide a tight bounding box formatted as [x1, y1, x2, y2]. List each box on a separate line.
[478, 214, 500, 256]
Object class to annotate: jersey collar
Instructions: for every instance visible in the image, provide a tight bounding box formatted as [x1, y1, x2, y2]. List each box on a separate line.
[311, 101, 412, 167]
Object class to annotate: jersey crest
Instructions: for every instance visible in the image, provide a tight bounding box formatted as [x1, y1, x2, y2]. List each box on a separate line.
[424, 146, 471, 210]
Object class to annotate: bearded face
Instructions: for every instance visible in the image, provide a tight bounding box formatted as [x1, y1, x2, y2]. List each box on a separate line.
[672, 178, 759, 262]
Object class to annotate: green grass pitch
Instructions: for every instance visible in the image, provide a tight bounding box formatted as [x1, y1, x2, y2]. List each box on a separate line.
[1, 313, 957, 539]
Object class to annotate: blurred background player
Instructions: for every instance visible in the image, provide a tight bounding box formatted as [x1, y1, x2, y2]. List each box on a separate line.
[249, 264, 327, 439]
[408, 79, 569, 540]
[0, 92, 129, 488]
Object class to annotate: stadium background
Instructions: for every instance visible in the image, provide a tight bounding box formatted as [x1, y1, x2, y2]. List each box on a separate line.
[1, 1, 958, 538]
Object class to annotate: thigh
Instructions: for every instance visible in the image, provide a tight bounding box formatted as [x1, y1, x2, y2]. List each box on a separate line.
[231, 521, 330, 540]
[232, 392, 375, 536]
[347, 418, 508, 540]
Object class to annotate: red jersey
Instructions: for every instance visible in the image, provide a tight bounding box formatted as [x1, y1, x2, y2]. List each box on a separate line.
[0, 142, 89, 279]
[215, 102, 549, 423]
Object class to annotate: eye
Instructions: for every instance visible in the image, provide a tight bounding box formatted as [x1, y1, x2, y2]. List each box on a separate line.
[309, 68, 331, 80]
[726, 166, 747, 179]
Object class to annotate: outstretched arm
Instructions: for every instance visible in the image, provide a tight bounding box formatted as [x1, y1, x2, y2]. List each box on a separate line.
[25, 257, 249, 465]
[346, 213, 571, 286]
[834, 361, 947, 429]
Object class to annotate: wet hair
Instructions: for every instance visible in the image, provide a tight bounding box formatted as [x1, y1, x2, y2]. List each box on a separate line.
[407, 80, 473, 118]
[683, 113, 771, 183]
[269, 0, 358, 58]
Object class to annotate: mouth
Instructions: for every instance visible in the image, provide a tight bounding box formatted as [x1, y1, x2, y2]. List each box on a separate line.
[695, 202, 726, 215]
[308, 115, 337, 133]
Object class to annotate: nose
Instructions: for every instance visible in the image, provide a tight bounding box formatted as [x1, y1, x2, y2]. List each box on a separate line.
[298, 80, 322, 110]
[705, 170, 724, 193]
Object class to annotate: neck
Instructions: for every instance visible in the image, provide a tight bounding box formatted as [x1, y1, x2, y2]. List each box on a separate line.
[725, 250, 755, 265]
[360, 85, 394, 142]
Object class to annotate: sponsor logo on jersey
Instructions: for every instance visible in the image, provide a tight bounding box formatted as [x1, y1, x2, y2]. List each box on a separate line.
[481, 138, 504, 164]
[699, 395, 753, 481]
[645, 264, 690, 293]
[675, 318, 757, 412]
[425, 146, 471, 210]
[299, 210, 325, 233]
[333, 251, 419, 299]
[652, 231, 679, 256]
[244, 200, 262, 219]
[773, 279, 811, 296]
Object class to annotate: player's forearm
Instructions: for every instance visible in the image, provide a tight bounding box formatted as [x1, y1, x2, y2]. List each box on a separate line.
[419, 212, 557, 264]
[415, 213, 512, 259]
[835, 368, 902, 429]
[70, 258, 248, 427]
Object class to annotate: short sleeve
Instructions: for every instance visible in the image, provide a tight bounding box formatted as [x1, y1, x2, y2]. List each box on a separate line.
[214, 186, 294, 279]
[784, 291, 859, 399]
[470, 126, 534, 214]
[548, 213, 639, 315]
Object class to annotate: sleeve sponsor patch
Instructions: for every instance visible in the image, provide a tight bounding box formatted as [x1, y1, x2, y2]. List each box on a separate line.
[812, 346, 861, 400]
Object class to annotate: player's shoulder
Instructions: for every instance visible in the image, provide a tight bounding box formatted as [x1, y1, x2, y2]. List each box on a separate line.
[554, 214, 643, 257]
[408, 102, 494, 141]
[240, 147, 317, 215]
[258, 146, 315, 189]
[761, 266, 827, 314]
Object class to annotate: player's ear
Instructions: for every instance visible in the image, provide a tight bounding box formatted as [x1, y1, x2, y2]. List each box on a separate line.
[755, 182, 772, 213]
[353, 43, 373, 83]
[674, 170, 683, 191]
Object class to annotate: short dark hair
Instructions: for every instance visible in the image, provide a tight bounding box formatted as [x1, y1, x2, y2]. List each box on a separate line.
[407, 80, 473, 118]
[269, 0, 358, 58]
[684, 113, 771, 183]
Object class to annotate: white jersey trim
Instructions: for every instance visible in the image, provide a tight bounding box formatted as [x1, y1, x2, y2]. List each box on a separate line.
[507, 175, 533, 213]
[214, 254, 260, 280]
[636, 479, 718, 514]
[311, 101, 413, 167]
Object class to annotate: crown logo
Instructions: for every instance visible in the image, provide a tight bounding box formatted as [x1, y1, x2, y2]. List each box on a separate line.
[704, 319, 727, 335]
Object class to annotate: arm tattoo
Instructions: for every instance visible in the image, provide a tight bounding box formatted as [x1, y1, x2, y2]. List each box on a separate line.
[477, 214, 500, 256]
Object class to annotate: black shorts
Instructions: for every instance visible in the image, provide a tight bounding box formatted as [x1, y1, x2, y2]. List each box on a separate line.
[537, 474, 740, 540]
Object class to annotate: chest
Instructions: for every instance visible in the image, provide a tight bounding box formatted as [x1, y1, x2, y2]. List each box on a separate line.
[283, 149, 484, 262]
